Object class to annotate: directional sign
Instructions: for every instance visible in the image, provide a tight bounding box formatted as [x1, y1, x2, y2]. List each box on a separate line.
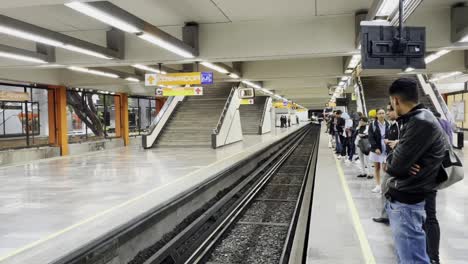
[155, 88, 163, 96]
[162, 87, 204, 96]
[201, 72, 213, 85]
[0, 91, 29, 101]
[240, 99, 255, 105]
[145, 74, 158, 86]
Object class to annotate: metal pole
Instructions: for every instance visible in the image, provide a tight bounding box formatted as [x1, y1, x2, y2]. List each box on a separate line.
[398, 0, 404, 39]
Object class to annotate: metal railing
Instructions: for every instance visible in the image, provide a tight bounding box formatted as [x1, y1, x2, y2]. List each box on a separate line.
[259, 96, 271, 134]
[419, 74, 452, 122]
[212, 85, 237, 135]
[147, 96, 175, 133]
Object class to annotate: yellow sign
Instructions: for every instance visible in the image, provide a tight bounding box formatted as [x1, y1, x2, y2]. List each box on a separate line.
[158, 72, 202, 86]
[0, 91, 29, 101]
[273, 101, 293, 109]
[162, 87, 203, 96]
[145, 73, 157, 86]
[297, 108, 307, 112]
[240, 99, 255, 105]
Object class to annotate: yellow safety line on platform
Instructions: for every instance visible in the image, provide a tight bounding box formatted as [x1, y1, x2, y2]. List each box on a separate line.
[0, 127, 302, 262]
[335, 157, 376, 264]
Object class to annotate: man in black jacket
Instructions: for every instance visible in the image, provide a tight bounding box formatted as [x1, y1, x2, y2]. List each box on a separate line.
[384, 78, 447, 264]
[334, 110, 345, 158]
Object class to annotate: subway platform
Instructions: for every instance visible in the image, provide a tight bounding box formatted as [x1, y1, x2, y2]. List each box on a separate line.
[307, 129, 468, 263]
[0, 124, 305, 264]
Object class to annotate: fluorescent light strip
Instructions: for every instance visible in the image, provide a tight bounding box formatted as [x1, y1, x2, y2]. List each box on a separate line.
[425, 50, 451, 64]
[132, 64, 162, 74]
[345, 69, 353, 74]
[241, 80, 262, 89]
[125, 77, 140, 82]
[376, 0, 399, 17]
[459, 34, 468, 43]
[0, 51, 47, 63]
[429, 71, 463, 83]
[68, 66, 119, 79]
[63, 45, 113, 60]
[0, 25, 112, 59]
[65, 2, 141, 33]
[0, 25, 63, 46]
[201, 62, 229, 74]
[228, 73, 240, 79]
[405, 67, 415, 72]
[138, 33, 195, 58]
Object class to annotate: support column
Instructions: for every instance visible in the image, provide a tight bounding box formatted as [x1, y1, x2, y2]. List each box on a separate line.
[119, 93, 130, 146]
[49, 85, 68, 156]
[47, 90, 56, 145]
[114, 95, 122, 138]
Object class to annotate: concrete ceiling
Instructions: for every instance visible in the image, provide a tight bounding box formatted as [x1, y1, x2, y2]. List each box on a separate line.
[0, 0, 466, 109]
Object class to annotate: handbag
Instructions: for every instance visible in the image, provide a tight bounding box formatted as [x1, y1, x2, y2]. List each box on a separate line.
[435, 146, 464, 190]
[358, 137, 371, 155]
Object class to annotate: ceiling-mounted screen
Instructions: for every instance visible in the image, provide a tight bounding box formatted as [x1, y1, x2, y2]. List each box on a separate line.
[361, 25, 426, 70]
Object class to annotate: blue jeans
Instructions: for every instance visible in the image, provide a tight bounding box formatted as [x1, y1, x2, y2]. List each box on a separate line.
[385, 200, 430, 264]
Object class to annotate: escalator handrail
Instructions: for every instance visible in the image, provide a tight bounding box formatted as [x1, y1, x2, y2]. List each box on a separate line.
[212, 84, 239, 135]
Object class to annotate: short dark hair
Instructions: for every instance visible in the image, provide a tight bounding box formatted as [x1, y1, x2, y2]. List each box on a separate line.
[360, 116, 369, 122]
[336, 110, 342, 115]
[389, 78, 419, 103]
[434, 112, 441, 118]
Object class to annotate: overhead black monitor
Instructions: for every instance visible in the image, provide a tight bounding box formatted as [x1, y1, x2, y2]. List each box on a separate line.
[335, 97, 349, 107]
[361, 25, 426, 70]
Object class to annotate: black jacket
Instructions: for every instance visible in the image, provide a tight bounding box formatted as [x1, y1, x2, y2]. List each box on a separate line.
[385, 105, 447, 204]
[385, 121, 400, 154]
[368, 120, 390, 153]
[335, 117, 345, 134]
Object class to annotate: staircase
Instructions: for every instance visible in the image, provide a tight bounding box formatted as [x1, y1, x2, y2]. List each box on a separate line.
[239, 97, 268, 135]
[154, 83, 234, 147]
[361, 75, 436, 113]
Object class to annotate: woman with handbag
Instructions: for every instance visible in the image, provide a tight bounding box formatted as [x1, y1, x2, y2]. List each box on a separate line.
[356, 116, 372, 178]
[368, 108, 390, 193]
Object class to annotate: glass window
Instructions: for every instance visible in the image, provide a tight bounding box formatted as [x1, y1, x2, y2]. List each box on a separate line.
[0, 84, 52, 150]
[128, 96, 158, 136]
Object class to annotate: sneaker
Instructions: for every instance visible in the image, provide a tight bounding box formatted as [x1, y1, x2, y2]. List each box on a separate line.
[353, 159, 360, 164]
[336, 155, 341, 160]
[371, 185, 382, 193]
[367, 175, 374, 179]
[356, 174, 367, 178]
[344, 159, 351, 165]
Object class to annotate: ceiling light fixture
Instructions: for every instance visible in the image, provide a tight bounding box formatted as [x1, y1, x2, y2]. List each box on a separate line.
[68, 66, 119, 79]
[429, 71, 463, 83]
[241, 80, 262, 89]
[0, 25, 112, 59]
[125, 77, 140, 82]
[376, 0, 399, 17]
[425, 49, 450, 64]
[63, 44, 113, 60]
[132, 64, 165, 74]
[404, 67, 415, 72]
[0, 25, 63, 46]
[200, 62, 229, 74]
[345, 69, 353, 74]
[65, 2, 141, 33]
[0, 51, 47, 63]
[228, 73, 240, 79]
[138, 33, 195, 58]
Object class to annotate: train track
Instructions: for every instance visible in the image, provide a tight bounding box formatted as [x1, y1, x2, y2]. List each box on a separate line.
[137, 127, 319, 264]
[55, 125, 319, 264]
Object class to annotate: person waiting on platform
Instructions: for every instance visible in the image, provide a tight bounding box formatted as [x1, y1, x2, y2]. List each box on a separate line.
[368, 108, 390, 193]
[288, 115, 291, 127]
[355, 116, 372, 178]
[333, 110, 345, 159]
[372, 103, 399, 224]
[384, 78, 446, 264]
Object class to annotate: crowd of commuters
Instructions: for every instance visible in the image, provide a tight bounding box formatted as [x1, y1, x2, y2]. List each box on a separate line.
[325, 78, 456, 264]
